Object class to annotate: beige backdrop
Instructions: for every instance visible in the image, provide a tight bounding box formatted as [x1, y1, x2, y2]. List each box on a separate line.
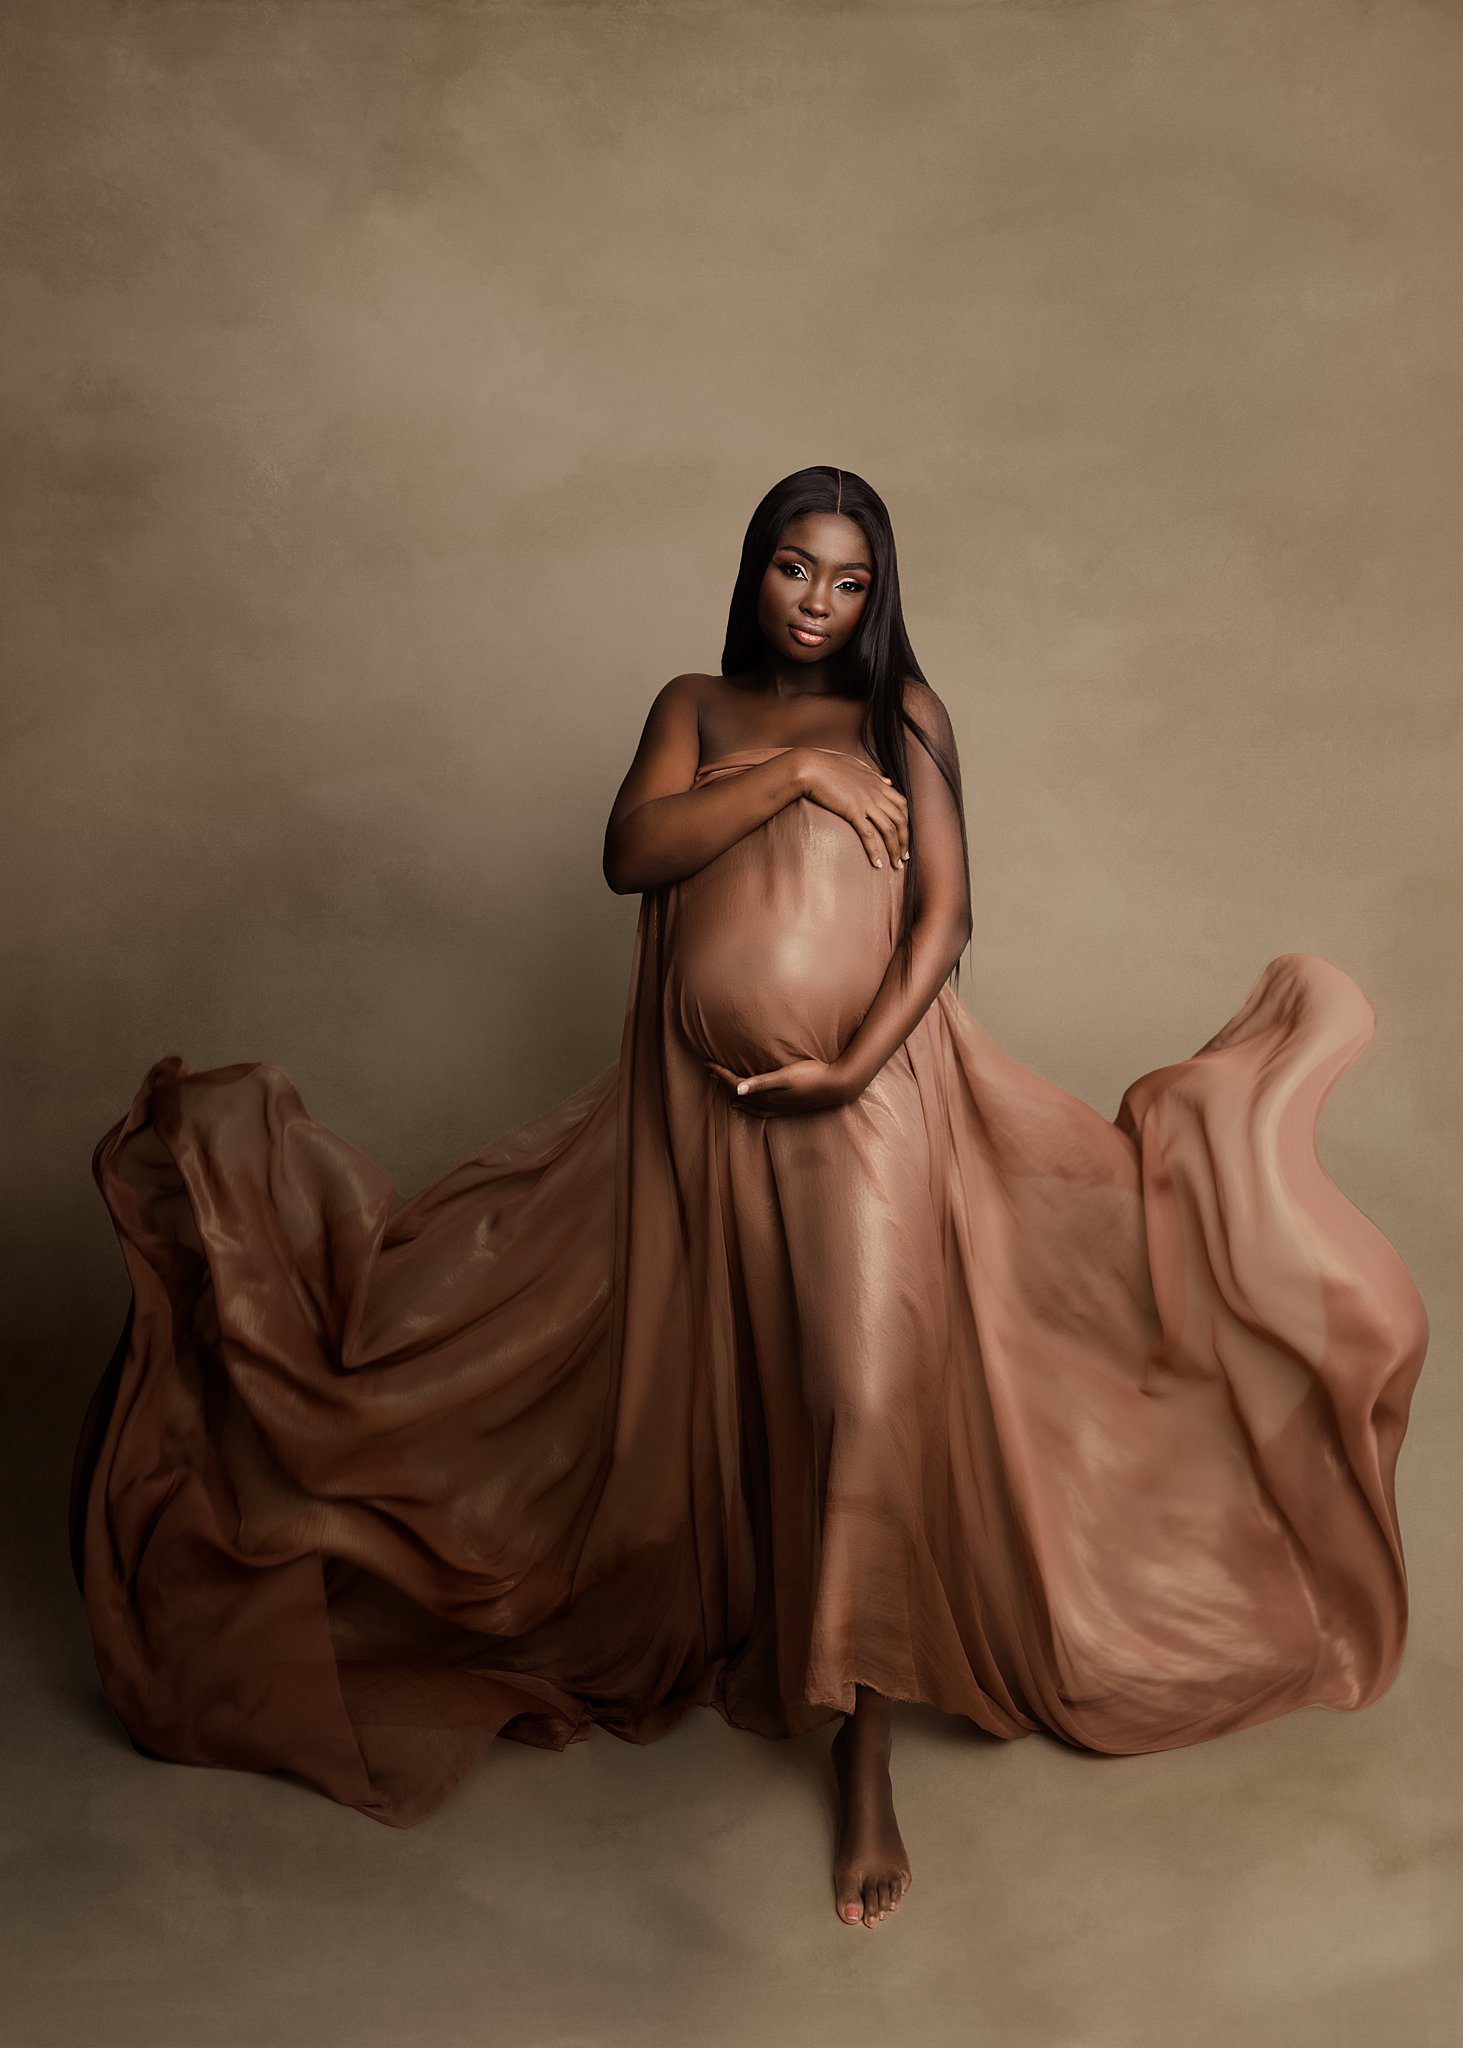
[3, 2, 1458, 2044]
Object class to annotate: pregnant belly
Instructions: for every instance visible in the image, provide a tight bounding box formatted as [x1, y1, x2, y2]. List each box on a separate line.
[668, 800, 901, 1075]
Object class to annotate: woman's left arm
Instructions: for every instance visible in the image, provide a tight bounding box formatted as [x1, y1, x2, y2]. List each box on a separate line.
[830, 681, 973, 1101]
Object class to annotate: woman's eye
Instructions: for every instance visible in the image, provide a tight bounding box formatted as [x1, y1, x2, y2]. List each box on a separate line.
[776, 562, 865, 595]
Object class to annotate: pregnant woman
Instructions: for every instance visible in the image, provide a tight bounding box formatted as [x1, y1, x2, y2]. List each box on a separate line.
[71, 465, 1429, 1932]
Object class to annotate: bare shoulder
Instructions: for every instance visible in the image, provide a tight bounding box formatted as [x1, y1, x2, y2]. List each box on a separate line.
[609, 675, 705, 823]
[666, 669, 734, 724]
[899, 679, 969, 853]
[653, 671, 715, 716]
[901, 676, 957, 749]
[637, 671, 710, 745]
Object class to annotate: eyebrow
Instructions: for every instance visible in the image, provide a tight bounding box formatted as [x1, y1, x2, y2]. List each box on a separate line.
[777, 544, 873, 575]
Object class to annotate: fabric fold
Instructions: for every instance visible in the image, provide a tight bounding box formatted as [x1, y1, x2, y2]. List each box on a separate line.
[71, 744, 1428, 1825]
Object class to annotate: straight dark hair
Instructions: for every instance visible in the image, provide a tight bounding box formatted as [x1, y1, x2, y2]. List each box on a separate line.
[719, 464, 970, 992]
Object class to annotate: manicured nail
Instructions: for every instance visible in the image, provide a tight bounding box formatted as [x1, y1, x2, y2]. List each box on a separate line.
[736, 1082, 748, 1094]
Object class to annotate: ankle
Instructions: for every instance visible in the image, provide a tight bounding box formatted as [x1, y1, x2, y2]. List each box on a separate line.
[833, 1706, 893, 1756]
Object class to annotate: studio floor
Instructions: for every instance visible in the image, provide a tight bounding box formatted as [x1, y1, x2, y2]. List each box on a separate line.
[4, 1564, 1455, 2048]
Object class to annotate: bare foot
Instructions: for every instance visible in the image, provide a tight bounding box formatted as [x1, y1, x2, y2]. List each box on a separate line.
[830, 1687, 913, 1928]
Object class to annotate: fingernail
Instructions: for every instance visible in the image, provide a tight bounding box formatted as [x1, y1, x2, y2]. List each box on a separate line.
[736, 1082, 748, 1094]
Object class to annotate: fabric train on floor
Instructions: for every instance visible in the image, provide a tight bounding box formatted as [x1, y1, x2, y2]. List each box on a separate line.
[70, 745, 1429, 1826]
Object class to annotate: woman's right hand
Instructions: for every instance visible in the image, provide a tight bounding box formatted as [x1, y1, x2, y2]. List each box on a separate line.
[794, 749, 910, 870]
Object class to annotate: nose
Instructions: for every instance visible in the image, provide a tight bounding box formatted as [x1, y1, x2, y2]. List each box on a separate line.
[799, 591, 831, 620]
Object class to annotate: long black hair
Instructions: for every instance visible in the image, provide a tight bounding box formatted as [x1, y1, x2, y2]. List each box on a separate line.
[719, 464, 970, 993]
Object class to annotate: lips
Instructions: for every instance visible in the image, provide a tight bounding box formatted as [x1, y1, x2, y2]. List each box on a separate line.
[789, 624, 828, 646]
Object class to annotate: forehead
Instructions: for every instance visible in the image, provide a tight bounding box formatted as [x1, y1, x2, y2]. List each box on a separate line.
[772, 511, 871, 566]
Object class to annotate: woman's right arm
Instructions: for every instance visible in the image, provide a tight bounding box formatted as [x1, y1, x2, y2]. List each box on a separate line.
[602, 677, 808, 894]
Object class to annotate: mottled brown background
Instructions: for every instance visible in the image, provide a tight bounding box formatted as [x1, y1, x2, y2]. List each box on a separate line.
[3, 1, 1457, 2043]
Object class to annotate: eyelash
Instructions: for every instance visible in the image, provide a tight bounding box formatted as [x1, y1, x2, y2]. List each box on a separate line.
[777, 561, 866, 595]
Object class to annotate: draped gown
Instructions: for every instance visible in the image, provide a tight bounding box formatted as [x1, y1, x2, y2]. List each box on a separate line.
[70, 743, 1430, 1828]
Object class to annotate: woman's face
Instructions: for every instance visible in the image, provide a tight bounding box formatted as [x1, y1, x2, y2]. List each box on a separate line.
[756, 511, 873, 668]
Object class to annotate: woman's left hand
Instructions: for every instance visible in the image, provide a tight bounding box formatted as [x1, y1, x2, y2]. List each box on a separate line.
[705, 1058, 856, 1116]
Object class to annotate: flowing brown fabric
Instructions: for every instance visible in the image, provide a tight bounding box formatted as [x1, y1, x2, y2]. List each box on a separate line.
[70, 744, 1429, 1827]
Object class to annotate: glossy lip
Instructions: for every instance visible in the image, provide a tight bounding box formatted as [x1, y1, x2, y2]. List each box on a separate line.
[788, 623, 828, 644]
